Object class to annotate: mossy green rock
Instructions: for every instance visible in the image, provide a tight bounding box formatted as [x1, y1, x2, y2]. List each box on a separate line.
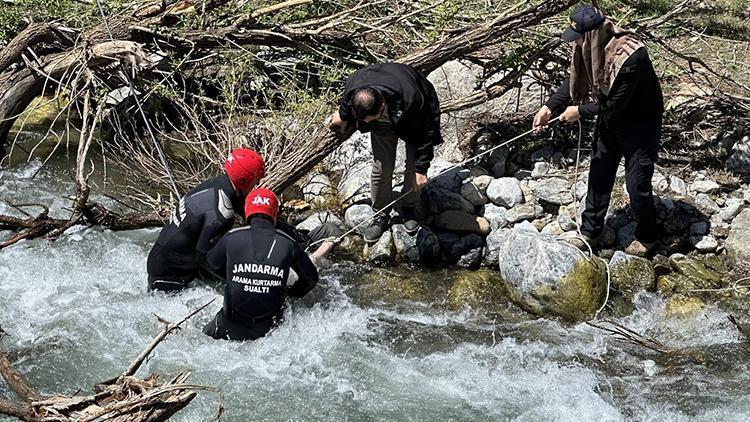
[608, 251, 656, 299]
[447, 269, 507, 310]
[657, 254, 723, 294]
[496, 227, 608, 322]
[665, 295, 705, 319]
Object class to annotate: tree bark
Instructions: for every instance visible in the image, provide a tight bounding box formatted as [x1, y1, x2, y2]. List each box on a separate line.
[0, 352, 42, 401]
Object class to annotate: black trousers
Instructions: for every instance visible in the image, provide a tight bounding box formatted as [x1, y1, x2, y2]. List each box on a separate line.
[581, 121, 660, 244]
[203, 309, 277, 341]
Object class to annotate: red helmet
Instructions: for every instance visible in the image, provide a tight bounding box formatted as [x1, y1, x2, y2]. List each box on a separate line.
[245, 187, 279, 223]
[225, 148, 265, 191]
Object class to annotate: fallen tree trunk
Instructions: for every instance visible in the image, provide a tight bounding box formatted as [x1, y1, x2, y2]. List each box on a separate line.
[263, 0, 577, 192]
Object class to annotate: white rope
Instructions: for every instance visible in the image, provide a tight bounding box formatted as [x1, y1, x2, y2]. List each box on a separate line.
[95, 0, 181, 200]
[306, 116, 562, 251]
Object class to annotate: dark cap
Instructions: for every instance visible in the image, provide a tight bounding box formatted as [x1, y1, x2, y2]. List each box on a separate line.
[561, 4, 605, 42]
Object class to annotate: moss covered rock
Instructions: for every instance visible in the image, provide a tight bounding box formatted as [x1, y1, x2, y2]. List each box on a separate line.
[496, 227, 608, 321]
[447, 269, 507, 310]
[665, 295, 705, 319]
[657, 253, 723, 294]
[608, 251, 656, 299]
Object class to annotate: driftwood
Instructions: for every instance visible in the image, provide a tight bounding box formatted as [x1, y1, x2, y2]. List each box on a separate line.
[0, 301, 216, 421]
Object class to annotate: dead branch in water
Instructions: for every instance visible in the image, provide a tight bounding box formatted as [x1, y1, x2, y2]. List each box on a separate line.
[587, 320, 675, 355]
[0, 302, 216, 421]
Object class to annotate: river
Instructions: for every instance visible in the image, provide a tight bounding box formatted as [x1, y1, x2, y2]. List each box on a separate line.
[2, 151, 750, 421]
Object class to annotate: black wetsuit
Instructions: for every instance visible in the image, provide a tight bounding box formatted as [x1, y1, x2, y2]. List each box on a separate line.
[546, 47, 664, 243]
[202, 216, 319, 341]
[147, 175, 242, 291]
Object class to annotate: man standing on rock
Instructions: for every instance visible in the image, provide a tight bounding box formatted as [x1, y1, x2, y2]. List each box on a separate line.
[147, 148, 265, 291]
[533, 4, 664, 257]
[329, 63, 443, 243]
[203, 188, 321, 341]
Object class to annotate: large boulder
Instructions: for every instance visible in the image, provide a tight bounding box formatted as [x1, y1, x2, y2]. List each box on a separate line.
[436, 210, 491, 235]
[726, 209, 750, 262]
[495, 228, 608, 321]
[338, 166, 370, 206]
[344, 204, 374, 234]
[608, 251, 656, 300]
[533, 177, 573, 205]
[486, 177, 523, 208]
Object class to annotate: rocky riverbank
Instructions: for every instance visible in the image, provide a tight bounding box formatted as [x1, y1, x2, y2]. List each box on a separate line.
[287, 123, 750, 322]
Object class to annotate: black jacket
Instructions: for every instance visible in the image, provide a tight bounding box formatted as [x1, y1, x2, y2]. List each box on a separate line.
[546, 48, 664, 128]
[206, 216, 319, 322]
[338, 62, 443, 173]
[147, 174, 242, 283]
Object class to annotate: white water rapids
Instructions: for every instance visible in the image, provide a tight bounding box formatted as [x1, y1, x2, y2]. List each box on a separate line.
[2, 160, 749, 421]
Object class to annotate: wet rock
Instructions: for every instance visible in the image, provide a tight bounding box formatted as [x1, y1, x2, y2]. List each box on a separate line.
[657, 254, 722, 294]
[364, 230, 394, 264]
[609, 251, 656, 299]
[488, 147, 509, 177]
[481, 203, 508, 230]
[392, 224, 419, 263]
[531, 162, 549, 178]
[436, 210, 491, 235]
[719, 198, 745, 222]
[486, 177, 523, 208]
[428, 187, 476, 214]
[459, 175, 492, 206]
[296, 211, 344, 231]
[690, 180, 721, 194]
[726, 209, 750, 261]
[694, 193, 720, 215]
[344, 204, 374, 234]
[665, 295, 705, 319]
[690, 235, 718, 253]
[669, 176, 688, 196]
[448, 269, 507, 310]
[726, 135, 750, 176]
[533, 177, 573, 205]
[496, 227, 607, 321]
[483, 228, 508, 266]
[505, 204, 538, 224]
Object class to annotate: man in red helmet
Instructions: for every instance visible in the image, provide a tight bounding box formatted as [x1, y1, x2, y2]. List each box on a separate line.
[147, 148, 265, 291]
[203, 188, 320, 341]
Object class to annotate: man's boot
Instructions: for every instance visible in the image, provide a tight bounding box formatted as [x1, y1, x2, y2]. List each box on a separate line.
[625, 239, 656, 257]
[364, 212, 390, 243]
[401, 207, 420, 235]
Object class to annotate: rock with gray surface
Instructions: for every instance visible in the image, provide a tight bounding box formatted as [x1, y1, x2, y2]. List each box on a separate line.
[533, 177, 573, 205]
[483, 228, 508, 266]
[296, 211, 345, 232]
[364, 230, 394, 264]
[694, 193, 720, 215]
[690, 180, 721, 194]
[505, 204, 539, 224]
[344, 204, 374, 234]
[495, 227, 608, 321]
[726, 136, 750, 176]
[487, 177, 523, 208]
[481, 203, 508, 230]
[392, 224, 420, 264]
[719, 198, 744, 222]
[726, 209, 750, 261]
